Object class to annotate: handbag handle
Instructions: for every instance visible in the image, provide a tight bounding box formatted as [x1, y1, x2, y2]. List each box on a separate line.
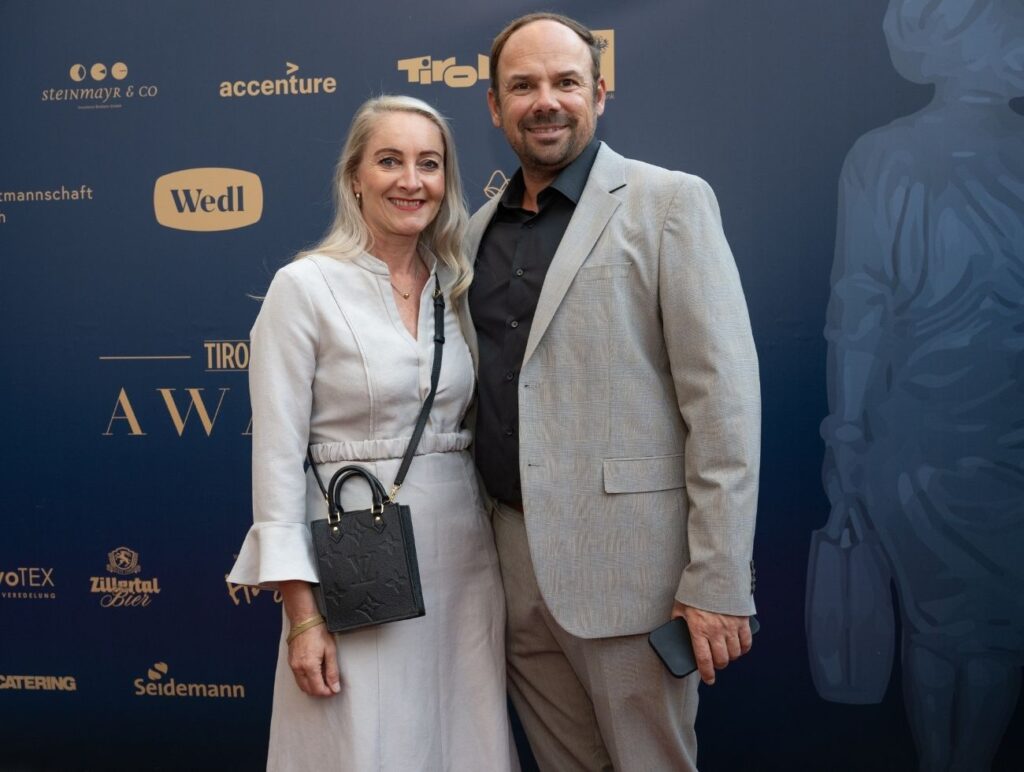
[307, 274, 445, 507]
[324, 465, 389, 524]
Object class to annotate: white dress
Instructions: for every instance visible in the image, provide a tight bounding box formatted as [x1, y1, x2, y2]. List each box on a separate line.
[228, 253, 518, 772]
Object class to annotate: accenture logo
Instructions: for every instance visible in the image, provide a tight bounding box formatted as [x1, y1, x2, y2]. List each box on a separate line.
[153, 168, 263, 232]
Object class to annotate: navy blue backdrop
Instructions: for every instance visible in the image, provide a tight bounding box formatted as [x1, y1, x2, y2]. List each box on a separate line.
[1, 1, 1021, 770]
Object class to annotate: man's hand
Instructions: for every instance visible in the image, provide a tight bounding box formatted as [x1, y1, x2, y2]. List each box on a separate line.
[672, 601, 752, 685]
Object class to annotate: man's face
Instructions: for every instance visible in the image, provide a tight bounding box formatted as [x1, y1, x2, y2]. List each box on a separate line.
[488, 20, 606, 180]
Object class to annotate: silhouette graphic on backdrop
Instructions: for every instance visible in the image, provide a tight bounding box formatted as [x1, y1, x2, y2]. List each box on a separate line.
[809, 1, 1024, 769]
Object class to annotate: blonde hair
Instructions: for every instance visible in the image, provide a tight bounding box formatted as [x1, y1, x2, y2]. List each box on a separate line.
[296, 95, 472, 299]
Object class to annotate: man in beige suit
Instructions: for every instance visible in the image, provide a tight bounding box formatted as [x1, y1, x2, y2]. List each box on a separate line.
[465, 12, 761, 771]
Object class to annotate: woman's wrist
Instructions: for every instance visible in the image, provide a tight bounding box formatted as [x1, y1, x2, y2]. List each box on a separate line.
[287, 613, 326, 644]
[278, 580, 319, 624]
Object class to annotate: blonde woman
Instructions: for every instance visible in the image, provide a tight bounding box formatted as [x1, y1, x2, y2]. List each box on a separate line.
[229, 95, 518, 771]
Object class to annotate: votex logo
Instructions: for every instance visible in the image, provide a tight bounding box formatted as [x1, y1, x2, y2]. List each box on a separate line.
[153, 168, 263, 232]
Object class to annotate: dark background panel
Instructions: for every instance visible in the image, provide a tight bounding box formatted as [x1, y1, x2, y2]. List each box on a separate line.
[1, 1, 1020, 770]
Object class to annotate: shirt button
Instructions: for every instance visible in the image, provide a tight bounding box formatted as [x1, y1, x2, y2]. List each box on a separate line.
[514, 268, 524, 277]
[510, 320, 519, 328]
[505, 371, 515, 381]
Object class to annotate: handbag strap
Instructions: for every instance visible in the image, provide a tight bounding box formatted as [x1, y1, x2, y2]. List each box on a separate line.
[307, 274, 445, 503]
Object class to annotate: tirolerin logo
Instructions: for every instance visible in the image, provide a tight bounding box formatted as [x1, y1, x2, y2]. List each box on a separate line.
[134, 662, 245, 699]
[0, 675, 77, 692]
[219, 62, 337, 98]
[154, 168, 263, 232]
[397, 29, 616, 92]
[89, 547, 160, 608]
[1, 567, 56, 600]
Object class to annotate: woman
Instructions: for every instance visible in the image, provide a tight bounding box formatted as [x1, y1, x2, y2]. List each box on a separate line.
[228, 95, 518, 771]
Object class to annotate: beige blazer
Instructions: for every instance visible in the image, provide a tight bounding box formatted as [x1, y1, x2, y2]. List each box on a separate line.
[462, 143, 761, 639]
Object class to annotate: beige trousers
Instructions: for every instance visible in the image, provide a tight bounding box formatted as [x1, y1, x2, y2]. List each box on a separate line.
[492, 500, 700, 772]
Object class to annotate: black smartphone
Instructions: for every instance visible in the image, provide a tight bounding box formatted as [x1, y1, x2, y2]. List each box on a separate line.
[648, 615, 760, 678]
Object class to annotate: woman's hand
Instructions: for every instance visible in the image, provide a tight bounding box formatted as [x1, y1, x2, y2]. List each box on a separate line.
[279, 580, 341, 697]
[288, 622, 341, 697]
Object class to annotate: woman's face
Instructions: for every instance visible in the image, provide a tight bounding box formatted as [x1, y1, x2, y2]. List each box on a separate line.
[353, 111, 446, 246]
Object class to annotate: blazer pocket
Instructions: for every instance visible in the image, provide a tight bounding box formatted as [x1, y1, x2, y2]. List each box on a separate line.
[577, 262, 632, 281]
[603, 453, 686, 494]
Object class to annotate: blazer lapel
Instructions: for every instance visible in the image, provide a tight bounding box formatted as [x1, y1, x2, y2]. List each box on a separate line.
[462, 192, 502, 371]
[523, 143, 625, 366]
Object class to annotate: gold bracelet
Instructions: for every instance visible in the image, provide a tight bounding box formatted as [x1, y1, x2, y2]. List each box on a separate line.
[286, 614, 326, 644]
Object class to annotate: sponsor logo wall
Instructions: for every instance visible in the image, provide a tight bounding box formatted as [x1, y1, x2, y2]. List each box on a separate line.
[1, 3, 1020, 772]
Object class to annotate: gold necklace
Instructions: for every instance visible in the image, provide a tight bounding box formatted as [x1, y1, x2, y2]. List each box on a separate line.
[390, 280, 416, 300]
[390, 262, 424, 300]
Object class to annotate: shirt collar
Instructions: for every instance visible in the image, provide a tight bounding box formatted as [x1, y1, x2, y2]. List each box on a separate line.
[499, 137, 601, 209]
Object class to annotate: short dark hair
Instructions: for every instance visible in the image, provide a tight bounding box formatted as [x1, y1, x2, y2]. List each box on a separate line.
[489, 12, 603, 100]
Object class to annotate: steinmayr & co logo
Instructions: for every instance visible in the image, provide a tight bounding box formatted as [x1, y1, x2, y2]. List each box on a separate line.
[154, 168, 263, 232]
[89, 547, 161, 607]
[219, 62, 336, 98]
[41, 61, 158, 109]
[134, 662, 245, 699]
[1, 566, 56, 600]
[397, 29, 616, 92]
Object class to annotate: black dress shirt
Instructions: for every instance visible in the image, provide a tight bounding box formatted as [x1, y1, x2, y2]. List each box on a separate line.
[469, 139, 600, 502]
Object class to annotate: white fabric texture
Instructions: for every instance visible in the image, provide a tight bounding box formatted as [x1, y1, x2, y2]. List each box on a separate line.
[229, 253, 517, 771]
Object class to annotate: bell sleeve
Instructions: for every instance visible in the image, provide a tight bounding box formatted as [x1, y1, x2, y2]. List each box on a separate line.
[228, 263, 321, 588]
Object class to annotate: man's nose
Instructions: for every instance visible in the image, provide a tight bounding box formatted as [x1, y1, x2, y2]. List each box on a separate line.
[533, 82, 561, 113]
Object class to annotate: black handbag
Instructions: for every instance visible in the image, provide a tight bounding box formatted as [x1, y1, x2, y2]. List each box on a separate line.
[306, 276, 444, 633]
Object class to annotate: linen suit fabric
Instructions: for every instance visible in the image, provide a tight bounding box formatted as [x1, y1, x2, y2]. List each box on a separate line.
[464, 142, 759, 771]
[228, 253, 517, 771]
[464, 142, 761, 640]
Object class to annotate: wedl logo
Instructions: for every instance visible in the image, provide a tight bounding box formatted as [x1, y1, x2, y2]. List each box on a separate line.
[153, 168, 263, 232]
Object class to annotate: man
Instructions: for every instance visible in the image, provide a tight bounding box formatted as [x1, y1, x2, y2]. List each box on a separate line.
[465, 12, 761, 771]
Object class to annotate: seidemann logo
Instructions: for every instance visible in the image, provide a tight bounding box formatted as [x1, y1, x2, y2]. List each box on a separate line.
[153, 168, 263, 232]
[134, 662, 245, 699]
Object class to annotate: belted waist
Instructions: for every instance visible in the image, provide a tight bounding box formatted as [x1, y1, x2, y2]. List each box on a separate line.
[308, 430, 472, 464]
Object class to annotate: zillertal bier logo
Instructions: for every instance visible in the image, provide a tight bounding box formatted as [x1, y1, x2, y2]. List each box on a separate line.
[153, 168, 263, 232]
[134, 661, 245, 699]
[90, 547, 160, 607]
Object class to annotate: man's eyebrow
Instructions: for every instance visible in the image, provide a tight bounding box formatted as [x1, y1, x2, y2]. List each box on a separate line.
[503, 67, 585, 84]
